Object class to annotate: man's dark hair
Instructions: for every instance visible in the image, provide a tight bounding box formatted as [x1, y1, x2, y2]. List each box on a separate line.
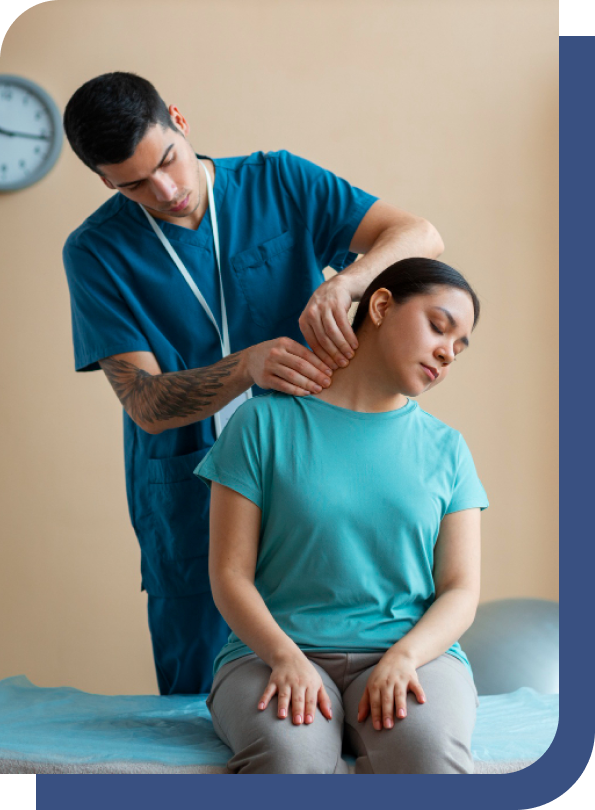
[63, 72, 178, 174]
[351, 257, 480, 333]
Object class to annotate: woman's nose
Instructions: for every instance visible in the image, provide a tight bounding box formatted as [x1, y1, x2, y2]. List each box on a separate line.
[436, 345, 455, 364]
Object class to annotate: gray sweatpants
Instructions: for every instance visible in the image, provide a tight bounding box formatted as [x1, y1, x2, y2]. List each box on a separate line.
[207, 651, 478, 774]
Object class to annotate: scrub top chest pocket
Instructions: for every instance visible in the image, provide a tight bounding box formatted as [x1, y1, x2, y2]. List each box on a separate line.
[230, 231, 310, 328]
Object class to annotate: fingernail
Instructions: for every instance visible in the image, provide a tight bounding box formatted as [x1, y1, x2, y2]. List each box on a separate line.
[279, 708, 287, 717]
[258, 702, 265, 710]
[338, 358, 348, 368]
[323, 378, 331, 386]
[384, 718, 393, 729]
[397, 709, 406, 719]
[325, 369, 333, 376]
[313, 385, 322, 392]
[294, 714, 302, 724]
[305, 714, 313, 724]
[328, 709, 332, 719]
[373, 720, 382, 730]
[345, 351, 354, 359]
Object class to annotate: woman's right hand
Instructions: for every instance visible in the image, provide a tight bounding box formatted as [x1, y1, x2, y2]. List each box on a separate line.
[257, 653, 333, 725]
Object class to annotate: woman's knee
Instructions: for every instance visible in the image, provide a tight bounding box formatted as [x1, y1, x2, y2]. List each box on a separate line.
[364, 725, 473, 774]
[229, 732, 341, 774]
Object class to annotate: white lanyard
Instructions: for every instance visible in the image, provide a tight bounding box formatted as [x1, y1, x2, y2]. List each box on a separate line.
[139, 159, 251, 436]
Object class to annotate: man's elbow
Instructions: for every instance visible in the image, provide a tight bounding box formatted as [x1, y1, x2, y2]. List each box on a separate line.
[419, 217, 445, 259]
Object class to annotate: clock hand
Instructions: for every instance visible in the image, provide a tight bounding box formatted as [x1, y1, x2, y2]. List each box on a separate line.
[0, 126, 51, 141]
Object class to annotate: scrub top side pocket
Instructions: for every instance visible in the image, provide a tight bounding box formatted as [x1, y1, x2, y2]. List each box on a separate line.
[144, 447, 211, 561]
[230, 231, 310, 329]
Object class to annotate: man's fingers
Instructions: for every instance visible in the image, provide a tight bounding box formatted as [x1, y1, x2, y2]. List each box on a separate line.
[321, 308, 358, 360]
[299, 321, 339, 371]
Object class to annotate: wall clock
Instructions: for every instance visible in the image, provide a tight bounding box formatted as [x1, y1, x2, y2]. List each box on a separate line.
[0, 74, 63, 191]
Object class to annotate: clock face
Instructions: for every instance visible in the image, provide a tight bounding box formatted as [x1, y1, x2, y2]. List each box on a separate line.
[0, 75, 63, 191]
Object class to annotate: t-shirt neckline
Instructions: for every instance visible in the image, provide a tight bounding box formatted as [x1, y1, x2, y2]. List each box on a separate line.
[301, 394, 417, 421]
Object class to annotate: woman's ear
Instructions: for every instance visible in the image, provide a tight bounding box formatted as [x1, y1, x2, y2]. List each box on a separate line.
[368, 288, 393, 327]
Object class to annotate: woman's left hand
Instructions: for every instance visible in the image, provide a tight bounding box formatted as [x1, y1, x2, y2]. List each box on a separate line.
[357, 649, 426, 730]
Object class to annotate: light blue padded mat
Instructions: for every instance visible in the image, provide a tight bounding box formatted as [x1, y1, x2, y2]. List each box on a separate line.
[0, 676, 558, 771]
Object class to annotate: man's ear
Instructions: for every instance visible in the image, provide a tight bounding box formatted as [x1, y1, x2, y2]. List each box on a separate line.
[100, 176, 116, 190]
[168, 104, 190, 137]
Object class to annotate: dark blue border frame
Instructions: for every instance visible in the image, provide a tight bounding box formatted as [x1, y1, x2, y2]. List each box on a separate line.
[35, 35, 594, 810]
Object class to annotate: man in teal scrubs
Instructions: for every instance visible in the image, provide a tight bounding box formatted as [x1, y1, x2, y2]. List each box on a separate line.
[62, 72, 444, 694]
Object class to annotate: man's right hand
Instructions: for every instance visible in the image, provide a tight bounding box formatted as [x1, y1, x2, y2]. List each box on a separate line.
[245, 337, 333, 396]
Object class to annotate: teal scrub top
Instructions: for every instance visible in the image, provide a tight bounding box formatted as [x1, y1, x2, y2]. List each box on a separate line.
[63, 150, 378, 597]
[195, 392, 489, 675]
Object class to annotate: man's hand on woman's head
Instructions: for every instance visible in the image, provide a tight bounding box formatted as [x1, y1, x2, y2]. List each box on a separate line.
[357, 648, 426, 730]
[257, 652, 333, 725]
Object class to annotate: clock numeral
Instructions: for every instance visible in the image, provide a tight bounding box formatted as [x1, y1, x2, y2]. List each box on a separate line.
[23, 95, 29, 104]
[1, 89, 12, 100]
[35, 111, 42, 120]
[19, 159, 26, 168]
[35, 147, 40, 154]
[1, 165, 7, 172]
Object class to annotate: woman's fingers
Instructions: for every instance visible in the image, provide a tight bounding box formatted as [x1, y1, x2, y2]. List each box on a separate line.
[410, 679, 426, 705]
[394, 686, 408, 721]
[291, 686, 306, 725]
[357, 689, 370, 722]
[257, 680, 277, 711]
[304, 687, 318, 725]
[317, 684, 333, 721]
[382, 688, 396, 728]
[369, 688, 383, 731]
[277, 687, 291, 719]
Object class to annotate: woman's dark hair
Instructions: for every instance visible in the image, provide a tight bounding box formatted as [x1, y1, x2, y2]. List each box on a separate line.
[63, 72, 178, 174]
[351, 257, 480, 333]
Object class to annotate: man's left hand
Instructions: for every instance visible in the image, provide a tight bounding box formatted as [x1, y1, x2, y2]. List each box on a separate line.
[299, 275, 359, 369]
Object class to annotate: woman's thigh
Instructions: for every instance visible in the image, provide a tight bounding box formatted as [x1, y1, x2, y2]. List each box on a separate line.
[342, 653, 478, 774]
[208, 653, 348, 774]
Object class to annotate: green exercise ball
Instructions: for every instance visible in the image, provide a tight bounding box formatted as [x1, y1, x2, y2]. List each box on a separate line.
[459, 599, 559, 695]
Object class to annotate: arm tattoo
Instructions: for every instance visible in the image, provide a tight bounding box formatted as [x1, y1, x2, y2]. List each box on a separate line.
[100, 353, 242, 426]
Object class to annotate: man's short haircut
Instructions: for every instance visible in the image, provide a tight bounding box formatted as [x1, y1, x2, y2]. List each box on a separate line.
[63, 72, 178, 174]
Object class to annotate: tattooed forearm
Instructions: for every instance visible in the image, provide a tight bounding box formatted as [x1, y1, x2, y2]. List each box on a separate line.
[100, 353, 244, 427]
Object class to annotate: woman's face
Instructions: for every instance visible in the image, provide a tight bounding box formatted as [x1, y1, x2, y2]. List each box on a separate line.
[369, 285, 475, 397]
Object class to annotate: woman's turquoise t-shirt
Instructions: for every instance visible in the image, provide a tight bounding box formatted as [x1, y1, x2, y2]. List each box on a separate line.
[195, 393, 489, 675]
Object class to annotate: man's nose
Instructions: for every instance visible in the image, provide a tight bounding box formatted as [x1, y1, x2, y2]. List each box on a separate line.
[151, 173, 177, 203]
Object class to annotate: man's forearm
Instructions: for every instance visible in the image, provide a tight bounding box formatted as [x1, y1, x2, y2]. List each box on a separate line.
[339, 218, 445, 301]
[100, 351, 252, 434]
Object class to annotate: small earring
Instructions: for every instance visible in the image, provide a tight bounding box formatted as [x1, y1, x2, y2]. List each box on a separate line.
[376, 319, 383, 328]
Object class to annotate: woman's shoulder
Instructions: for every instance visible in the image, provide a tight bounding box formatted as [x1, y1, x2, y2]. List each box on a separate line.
[414, 405, 464, 446]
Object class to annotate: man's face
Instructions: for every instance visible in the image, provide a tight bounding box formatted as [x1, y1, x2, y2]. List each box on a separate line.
[97, 106, 202, 224]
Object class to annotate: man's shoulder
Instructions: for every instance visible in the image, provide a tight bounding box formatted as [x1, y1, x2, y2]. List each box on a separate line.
[64, 193, 130, 252]
[212, 149, 301, 174]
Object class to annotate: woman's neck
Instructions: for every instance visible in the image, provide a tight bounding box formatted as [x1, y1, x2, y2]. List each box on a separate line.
[313, 338, 409, 413]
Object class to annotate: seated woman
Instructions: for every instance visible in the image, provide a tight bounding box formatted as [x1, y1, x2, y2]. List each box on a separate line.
[195, 257, 488, 774]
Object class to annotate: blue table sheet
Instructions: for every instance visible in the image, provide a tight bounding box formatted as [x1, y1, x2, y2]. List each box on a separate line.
[0, 676, 558, 768]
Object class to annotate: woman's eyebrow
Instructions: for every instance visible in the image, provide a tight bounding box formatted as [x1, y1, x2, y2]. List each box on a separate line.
[435, 307, 470, 347]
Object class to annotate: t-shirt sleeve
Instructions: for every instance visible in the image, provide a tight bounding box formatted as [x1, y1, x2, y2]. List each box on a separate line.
[446, 434, 489, 515]
[194, 400, 264, 509]
[63, 240, 152, 372]
[274, 150, 378, 271]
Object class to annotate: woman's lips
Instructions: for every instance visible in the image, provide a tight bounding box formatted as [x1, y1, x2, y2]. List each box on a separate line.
[421, 363, 438, 381]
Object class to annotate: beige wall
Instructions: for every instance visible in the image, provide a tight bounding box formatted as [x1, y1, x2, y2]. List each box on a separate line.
[0, 0, 558, 694]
